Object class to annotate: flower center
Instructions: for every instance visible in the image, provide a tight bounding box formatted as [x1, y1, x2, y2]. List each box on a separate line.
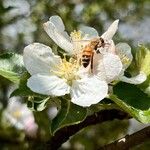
[52, 56, 80, 85]
[70, 30, 82, 41]
[12, 109, 21, 119]
[119, 54, 131, 66]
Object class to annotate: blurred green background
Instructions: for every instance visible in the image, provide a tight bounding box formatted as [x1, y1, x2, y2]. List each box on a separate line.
[0, 0, 150, 149]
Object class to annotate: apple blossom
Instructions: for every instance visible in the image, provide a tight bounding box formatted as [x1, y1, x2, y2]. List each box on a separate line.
[2, 97, 38, 136]
[23, 15, 146, 107]
[24, 43, 108, 107]
[115, 43, 146, 84]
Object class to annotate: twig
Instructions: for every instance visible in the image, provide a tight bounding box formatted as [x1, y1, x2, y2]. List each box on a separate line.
[46, 109, 129, 150]
[99, 125, 150, 150]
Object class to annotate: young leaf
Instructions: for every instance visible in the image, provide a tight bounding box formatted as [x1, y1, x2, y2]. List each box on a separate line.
[27, 97, 49, 111]
[0, 53, 25, 83]
[51, 97, 87, 135]
[111, 82, 150, 123]
[136, 45, 150, 76]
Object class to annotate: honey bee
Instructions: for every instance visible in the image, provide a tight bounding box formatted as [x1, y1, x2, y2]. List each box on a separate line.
[81, 37, 107, 70]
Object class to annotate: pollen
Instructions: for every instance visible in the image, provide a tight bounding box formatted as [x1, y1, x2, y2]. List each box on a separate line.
[70, 30, 82, 41]
[70, 30, 85, 56]
[119, 54, 131, 65]
[51, 56, 80, 85]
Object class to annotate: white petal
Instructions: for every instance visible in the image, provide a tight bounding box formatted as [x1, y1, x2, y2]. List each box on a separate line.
[71, 77, 108, 107]
[3, 111, 24, 130]
[79, 26, 99, 40]
[98, 40, 116, 54]
[27, 74, 70, 96]
[43, 16, 73, 54]
[101, 20, 119, 40]
[107, 40, 116, 54]
[119, 72, 146, 84]
[116, 43, 133, 69]
[23, 43, 61, 75]
[77, 65, 91, 78]
[94, 53, 122, 83]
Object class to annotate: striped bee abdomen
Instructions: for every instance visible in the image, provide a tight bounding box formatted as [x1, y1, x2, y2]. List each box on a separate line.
[82, 54, 91, 68]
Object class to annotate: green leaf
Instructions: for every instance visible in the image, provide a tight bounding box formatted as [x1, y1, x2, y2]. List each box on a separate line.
[0, 53, 25, 83]
[27, 97, 49, 111]
[10, 72, 45, 98]
[51, 98, 87, 135]
[135, 45, 150, 96]
[139, 75, 150, 96]
[136, 45, 150, 76]
[111, 82, 150, 123]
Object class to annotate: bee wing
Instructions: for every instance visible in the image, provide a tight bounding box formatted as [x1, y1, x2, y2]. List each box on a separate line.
[79, 26, 99, 39]
[72, 40, 91, 50]
[101, 20, 119, 40]
[116, 43, 133, 69]
[73, 40, 90, 44]
[43, 16, 73, 54]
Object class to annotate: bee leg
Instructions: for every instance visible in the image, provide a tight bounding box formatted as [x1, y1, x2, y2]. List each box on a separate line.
[96, 49, 100, 54]
[91, 53, 94, 73]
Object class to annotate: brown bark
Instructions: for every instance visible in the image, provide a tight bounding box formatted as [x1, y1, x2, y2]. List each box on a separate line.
[46, 109, 129, 150]
[99, 126, 150, 150]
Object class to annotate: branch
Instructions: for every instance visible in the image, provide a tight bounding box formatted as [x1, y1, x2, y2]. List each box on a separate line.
[46, 109, 130, 150]
[99, 125, 150, 150]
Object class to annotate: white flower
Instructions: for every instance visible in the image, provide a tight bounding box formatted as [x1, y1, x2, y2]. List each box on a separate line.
[23, 43, 108, 107]
[115, 43, 146, 84]
[2, 97, 38, 136]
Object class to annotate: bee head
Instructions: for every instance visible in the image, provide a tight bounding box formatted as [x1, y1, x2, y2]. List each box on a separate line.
[99, 37, 104, 43]
[90, 38, 99, 47]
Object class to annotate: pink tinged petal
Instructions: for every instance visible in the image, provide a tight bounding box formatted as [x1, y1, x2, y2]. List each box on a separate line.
[116, 43, 133, 69]
[119, 72, 146, 84]
[101, 20, 119, 40]
[27, 74, 70, 96]
[23, 43, 61, 75]
[79, 26, 99, 39]
[43, 15, 73, 54]
[23, 116, 38, 136]
[94, 53, 122, 83]
[4, 98, 36, 131]
[71, 77, 108, 107]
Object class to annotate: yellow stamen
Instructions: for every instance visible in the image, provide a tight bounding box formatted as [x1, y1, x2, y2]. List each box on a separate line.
[70, 30, 82, 41]
[118, 53, 131, 65]
[51, 55, 80, 85]
[70, 30, 85, 56]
